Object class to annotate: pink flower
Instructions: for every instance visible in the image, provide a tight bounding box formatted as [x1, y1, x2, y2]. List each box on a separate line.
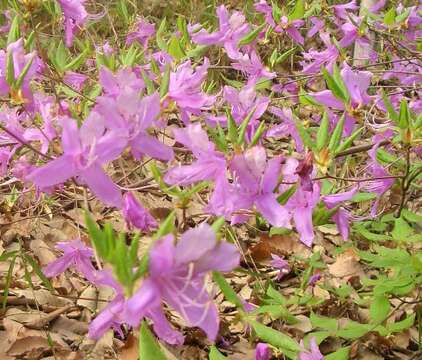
[57, 0, 88, 47]
[125, 223, 240, 342]
[299, 337, 324, 360]
[126, 18, 155, 48]
[123, 192, 157, 232]
[43, 239, 96, 282]
[167, 58, 216, 123]
[270, 254, 290, 280]
[190, 5, 250, 59]
[28, 115, 126, 207]
[255, 342, 271, 360]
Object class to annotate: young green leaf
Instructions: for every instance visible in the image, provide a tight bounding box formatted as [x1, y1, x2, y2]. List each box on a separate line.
[14, 56, 34, 90]
[238, 23, 266, 46]
[250, 321, 300, 353]
[6, 51, 15, 87]
[212, 271, 244, 309]
[398, 99, 410, 129]
[168, 36, 186, 61]
[370, 294, 390, 323]
[160, 64, 171, 99]
[156, 18, 168, 51]
[7, 15, 20, 45]
[328, 113, 345, 153]
[154, 211, 175, 240]
[237, 107, 256, 145]
[249, 121, 266, 147]
[316, 112, 330, 151]
[139, 321, 168, 360]
[2, 255, 17, 308]
[209, 346, 228, 360]
[288, 0, 305, 21]
[383, 8, 396, 26]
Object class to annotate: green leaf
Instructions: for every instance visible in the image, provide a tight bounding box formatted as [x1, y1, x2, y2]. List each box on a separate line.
[64, 47, 89, 71]
[6, 51, 15, 87]
[266, 284, 287, 305]
[337, 321, 372, 339]
[156, 18, 168, 51]
[55, 40, 68, 72]
[402, 209, 422, 223]
[293, 115, 314, 150]
[160, 64, 171, 99]
[288, 0, 305, 21]
[277, 185, 297, 205]
[237, 107, 256, 145]
[238, 23, 266, 46]
[322, 66, 348, 102]
[249, 121, 266, 147]
[168, 36, 185, 61]
[301, 88, 321, 106]
[85, 211, 107, 259]
[370, 294, 390, 323]
[328, 114, 345, 153]
[276, 47, 296, 65]
[351, 192, 377, 202]
[141, 69, 156, 95]
[250, 321, 300, 352]
[2, 255, 17, 308]
[381, 90, 399, 122]
[14, 55, 34, 90]
[154, 211, 175, 239]
[226, 109, 238, 144]
[387, 314, 415, 333]
[310, 312, 338, 332]
[395, 8, 411, 23]
[383, 8, 396, 26]
[139, 321, 167, 360]
[213, 272, 243, 309]
[391, 217, 414, 242]
[209, 346, 228, 359]
[211, 217, 226, 233]
[336, 126, 364, 154]
[325, 346, 351, 360]
[316, 111, 330, 151]
[22, 254, 54, 292]
[398, 99, 410, 129]
[7, 15, 20, 45]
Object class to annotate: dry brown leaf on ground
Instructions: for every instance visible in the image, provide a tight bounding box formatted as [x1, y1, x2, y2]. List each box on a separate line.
[328, 248, 364, 278]
[249, 233, 312, 262]
[3, 318, 71, 359]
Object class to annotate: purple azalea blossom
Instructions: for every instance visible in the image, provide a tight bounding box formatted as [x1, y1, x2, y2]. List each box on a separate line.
[255, 342, 271, 360]
[312, 62, 373, 111]
[57, 0, 88, 47]
[63, 71, 88, 91]
[270, 254, 290, 280]
[307, 17, 325, 38]
[308, 274, 321, 287]
[43, 239, 96, 281]
[299, 337, 324, 360]
[322, 186, 359, 240]
[164, 124, 226, 185]
[230, 146, 291, 228]
[167, 58, 216, 124]
[231, 50, 276, 82]
[205, 176, 252, 225]
[123, 192, 157, 232]
[255, 1, 304, 44]
[300, 32, 339, 75]
[332, 0, 358, 20]
[281, 157, 321, 247]
[23, 94, 57, 154]
[28, 115, 126, 207]
[95, 91, 173, 161]
[0, 147, 13, 176]
[125, 223, 240, 341]
[99, 66, 144, 98]
[0, 39, 42, 105]
[126, 18, 155, 48]
[267, 106, 304, 152]
[190, 5, 250, 59]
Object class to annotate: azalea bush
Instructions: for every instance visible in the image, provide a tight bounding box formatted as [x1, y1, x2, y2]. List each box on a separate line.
[0, 0, 421, 359]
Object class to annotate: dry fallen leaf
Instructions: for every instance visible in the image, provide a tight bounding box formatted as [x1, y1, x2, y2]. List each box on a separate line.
[328, 248, 363, 278]
[250, 233, 311, 262]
